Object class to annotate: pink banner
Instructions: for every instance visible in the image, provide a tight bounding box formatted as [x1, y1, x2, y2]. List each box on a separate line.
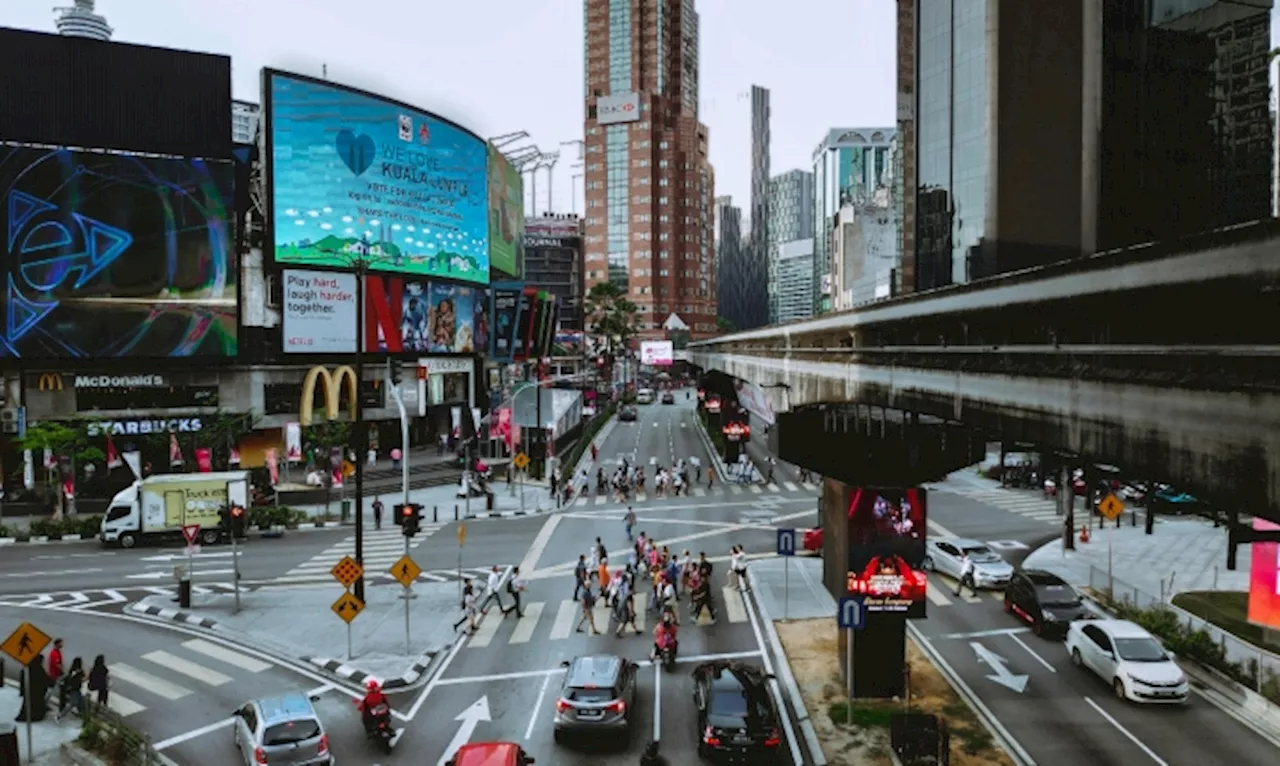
[169, 433, 184, 467]
[265, 448, 279, 485]
[195, 448, 213, 473]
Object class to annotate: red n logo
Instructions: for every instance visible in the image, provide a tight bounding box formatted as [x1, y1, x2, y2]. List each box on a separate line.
[364, 275, 404, 353]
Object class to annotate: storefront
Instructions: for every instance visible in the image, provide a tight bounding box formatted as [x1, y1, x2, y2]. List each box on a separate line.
[408, 356, 478, 447]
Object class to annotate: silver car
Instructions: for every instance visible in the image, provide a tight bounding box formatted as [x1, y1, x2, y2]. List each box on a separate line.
[232, 693, 333, 765]
[923, 538, 1014, 588]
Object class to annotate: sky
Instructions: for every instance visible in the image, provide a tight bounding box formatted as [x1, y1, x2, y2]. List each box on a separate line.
[4, 0, 896, 217]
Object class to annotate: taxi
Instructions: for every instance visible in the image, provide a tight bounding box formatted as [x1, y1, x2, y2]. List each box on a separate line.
[445, 741, 536, 766]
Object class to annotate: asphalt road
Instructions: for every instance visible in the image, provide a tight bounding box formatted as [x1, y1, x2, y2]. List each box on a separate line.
[920, 480, 1280, 766]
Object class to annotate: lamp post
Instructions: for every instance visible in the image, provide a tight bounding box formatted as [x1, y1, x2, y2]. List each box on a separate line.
[352, 250, 368, 602]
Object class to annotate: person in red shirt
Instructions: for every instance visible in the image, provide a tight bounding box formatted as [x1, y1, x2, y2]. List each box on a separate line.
[48, 638, 65, 684]
[356, 679, 389, 732]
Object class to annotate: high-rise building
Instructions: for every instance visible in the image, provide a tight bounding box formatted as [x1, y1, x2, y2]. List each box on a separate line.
[714, 196, 746, 330]
[736, 84, 771, 330]
[767, 169, 814, 322]
[232, 100, 260, 144]
[775, 239, 815, 323]
[524, 214, 586, 331]
[912, 1, 1083, 290]
[895, 0, 917, 294]
[812, 128, 895, 313]
[54, 0, 112, 41]
[582, 0, 717, 339]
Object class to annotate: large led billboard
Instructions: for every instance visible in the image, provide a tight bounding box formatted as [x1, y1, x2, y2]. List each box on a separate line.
[487, 145, 523, 279]
[362, 275, 487, 354]
[846, 487, 929, 618]
[1248, 518, 1280, 632]
[265, 70, 490, 284]
[0, 144, 237, 359]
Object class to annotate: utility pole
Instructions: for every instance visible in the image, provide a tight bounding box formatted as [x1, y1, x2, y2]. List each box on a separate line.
[352, 248, 368, 602]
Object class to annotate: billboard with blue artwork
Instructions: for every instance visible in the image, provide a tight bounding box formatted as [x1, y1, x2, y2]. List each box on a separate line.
[265, 70, 490, 285]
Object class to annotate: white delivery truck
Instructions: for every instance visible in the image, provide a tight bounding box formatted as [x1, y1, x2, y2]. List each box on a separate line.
[99, 470, 251, 548]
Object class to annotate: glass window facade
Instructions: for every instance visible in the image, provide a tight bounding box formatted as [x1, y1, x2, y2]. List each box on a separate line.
[606, 125, 630, 286]
[950, 0, 987, 283]
[914, 0, 956, 291]
[608, 0, 632, 91]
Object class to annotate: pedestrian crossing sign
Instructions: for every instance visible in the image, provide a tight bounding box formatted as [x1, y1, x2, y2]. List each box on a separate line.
[390, 555, 422, 587]
[331, 592, 365, 624]
[2, 621, 51, 666]
[331, 556, 364, 588]
[1098, 493, 1125, 521]
[513, 452, 530, 470]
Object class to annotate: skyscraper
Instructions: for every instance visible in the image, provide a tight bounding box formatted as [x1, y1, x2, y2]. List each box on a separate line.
[54, 0, 112, 41]
[736, 84, 771, 330]
[582, 0, 717, 339]
[714, 196, 746, 330]
[768, 169, 814, 323]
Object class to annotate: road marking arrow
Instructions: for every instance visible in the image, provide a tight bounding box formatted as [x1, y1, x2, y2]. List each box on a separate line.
[436, 695, 491, 766]
[77, 589, 126, 610]
[970, 641, 1028, 693]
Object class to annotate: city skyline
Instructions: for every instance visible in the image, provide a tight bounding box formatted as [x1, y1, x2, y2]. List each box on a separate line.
[3, 0, 896, 213]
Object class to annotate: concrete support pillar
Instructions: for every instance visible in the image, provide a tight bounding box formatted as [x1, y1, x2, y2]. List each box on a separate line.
[1062, 464, 1075, 550]
[998, 442, 1008, 486]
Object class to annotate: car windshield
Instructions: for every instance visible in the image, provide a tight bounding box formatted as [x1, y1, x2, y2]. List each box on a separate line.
[1035, 585, 1080, 607]
[708, 687, 772, 728]
[567, 687, 616, 704]
[263, 719, 320, 746]
[1114, 637, 1168, 662]
[962, 546, 1001, 563]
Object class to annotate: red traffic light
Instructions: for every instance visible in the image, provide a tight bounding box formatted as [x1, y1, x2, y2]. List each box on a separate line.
[402, 505, 413, 517]
[230, 505, 245, 518]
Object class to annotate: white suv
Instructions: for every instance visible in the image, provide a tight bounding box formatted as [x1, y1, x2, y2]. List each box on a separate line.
[1065, 619, 1189, 704]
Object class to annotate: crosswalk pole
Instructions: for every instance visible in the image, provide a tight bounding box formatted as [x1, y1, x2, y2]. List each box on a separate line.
[404, 534, 411, 655]
[232, 528, 241, 614]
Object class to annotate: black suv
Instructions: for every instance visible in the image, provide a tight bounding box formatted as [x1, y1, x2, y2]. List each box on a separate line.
[692, 661, 782, 763]
[1003, 569, 1089, 638]
[553, 655, 638, 746]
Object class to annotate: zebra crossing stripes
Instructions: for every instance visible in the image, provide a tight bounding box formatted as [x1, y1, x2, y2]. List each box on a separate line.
[936, 486, 1065, 523]
[269, 524, 445, 584]
[927, 573, 1006, 608]
[89, 638, 277, 718]
[567, 482, 819, 508]
[0, 585, 240, 613]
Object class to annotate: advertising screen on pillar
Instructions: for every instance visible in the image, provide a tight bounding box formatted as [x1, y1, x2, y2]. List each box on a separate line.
[846, 487, 929, 618]
[513, 286, 536, 361]
[490, 285, 521, 361]
[362, 274, 487, 354]
[1248, 518, 1280, 631]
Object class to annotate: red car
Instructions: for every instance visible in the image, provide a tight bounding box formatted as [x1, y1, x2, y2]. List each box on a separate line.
[802, 527, 822, 553]
[446, 742, 536, 766]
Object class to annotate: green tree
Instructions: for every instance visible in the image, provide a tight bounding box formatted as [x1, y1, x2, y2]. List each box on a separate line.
[585, 281, 641, 382]
[303, 421, 351, 465]
[715, 315, 736, 334]
[17, 421, 105, 518]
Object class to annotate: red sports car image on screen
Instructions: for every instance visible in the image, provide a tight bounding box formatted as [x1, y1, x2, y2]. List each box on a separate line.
[847, 487, 929, 618]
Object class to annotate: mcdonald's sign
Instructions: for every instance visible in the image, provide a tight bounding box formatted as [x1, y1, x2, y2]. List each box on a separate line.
[37, 374, 64, 392]
[299, 366, 358, 426]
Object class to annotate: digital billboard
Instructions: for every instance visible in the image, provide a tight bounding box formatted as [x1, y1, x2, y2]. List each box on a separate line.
[491, 284, 522, 361]
[1248, 518, 1280, 632]
[282, 270, 357, 353]
[0, 144, 237, 359]
[266, 71, 490, 284]
[640, 340, 674, 366]
[488, 145, 523, 278]
[362, 274, 487, 354]
[846, 487, 929, 618]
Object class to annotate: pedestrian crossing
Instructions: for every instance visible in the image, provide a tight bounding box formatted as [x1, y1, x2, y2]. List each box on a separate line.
[571, 481, 818, 507]
[0, 584, 240, 614]
[462, 585, 751, 649]
[933, 486, 1067, 523]
[74, 637, 276, 718]
[268, 524, 446, 585]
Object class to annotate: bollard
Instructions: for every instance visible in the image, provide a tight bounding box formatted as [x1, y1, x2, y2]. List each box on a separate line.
[433, 505, 438, 523]
[177, 578, 192, 609]
[454, 504, 459, 521]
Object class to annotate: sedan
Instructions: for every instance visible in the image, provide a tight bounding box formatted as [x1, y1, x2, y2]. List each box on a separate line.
[923, 538, 1014, 589]
[1065, 619, 1189, 704]
[1003, 569, 1089, 638]
[662, 391, 676, 404]
[619, 406, 638, 422]
[693, 661, 782, 763]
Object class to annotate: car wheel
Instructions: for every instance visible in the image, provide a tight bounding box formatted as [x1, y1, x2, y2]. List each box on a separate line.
[1002, 597, 1012, 613]
[921, 555, 934, 571]
[553, 729, 565, 744]
[201, 529, 220, 546]
[1071, 648, 1083, 667]
[1032, 621, 1042, 637]
[1113, 678, 1127, 701]
[119, 533, 137, 549]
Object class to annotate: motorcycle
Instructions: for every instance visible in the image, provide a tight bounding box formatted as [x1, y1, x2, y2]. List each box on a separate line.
[659, 643, 676, 671]
[363, 703, 398, 754]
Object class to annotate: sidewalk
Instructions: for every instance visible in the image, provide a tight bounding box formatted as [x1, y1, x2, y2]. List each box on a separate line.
[286, 480, 555, 521]
[0, 679, 83, 764]
[129, 579, 466, 686]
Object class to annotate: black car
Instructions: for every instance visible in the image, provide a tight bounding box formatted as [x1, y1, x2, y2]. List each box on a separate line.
[553, 655, 638, 746]
[661, 391, 676, 404]
[619, 405, 638, 422]
[1003, 569, 1089, 638]
[692, 661, 781, 763]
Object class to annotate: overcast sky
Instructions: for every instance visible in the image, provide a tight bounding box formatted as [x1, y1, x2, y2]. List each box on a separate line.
[4, 0, 896, 216]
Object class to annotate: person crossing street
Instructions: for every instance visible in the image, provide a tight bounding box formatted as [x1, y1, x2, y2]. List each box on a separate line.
[955, 553, 977, 597]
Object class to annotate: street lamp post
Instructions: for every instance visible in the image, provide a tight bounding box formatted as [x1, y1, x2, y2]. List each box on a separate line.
[352, 253, 368, 602]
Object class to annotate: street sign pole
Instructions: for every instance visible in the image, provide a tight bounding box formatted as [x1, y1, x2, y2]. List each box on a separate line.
[519, 463, 525, 512]
[457, 523, 467, 602]
[776, 528, 796, 619]
[347, 616, 353, 661]
[847, 628, 854, 725]
[23, 663, 31, 762]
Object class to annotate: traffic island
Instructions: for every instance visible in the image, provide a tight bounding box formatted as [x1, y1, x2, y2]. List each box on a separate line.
[776, 618, 1016, 766]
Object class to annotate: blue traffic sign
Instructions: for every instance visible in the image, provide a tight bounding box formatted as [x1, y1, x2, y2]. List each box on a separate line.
[776, 528, 797, 556]
[838, 596, 865, 630]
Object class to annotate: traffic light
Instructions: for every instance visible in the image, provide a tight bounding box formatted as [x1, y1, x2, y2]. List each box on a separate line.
[229, 504, 247, 538]
[397, 503, 423, 536]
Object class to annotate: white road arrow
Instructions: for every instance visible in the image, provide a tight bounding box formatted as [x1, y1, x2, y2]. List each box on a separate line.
[970, 641, 1028, 693]
[436, 696, 491, 766]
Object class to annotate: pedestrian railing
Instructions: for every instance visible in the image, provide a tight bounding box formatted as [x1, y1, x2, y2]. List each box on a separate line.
[78, 698, 168, 765]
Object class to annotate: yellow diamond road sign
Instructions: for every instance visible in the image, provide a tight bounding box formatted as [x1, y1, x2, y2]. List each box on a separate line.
[331, 555, 364, 588]
[513, 452, 530, 470]
[2, 621, 51, 666]
[390, 555, 422, 587]
[331, 592, 365, 624]
[1098, 493, 1125, 521]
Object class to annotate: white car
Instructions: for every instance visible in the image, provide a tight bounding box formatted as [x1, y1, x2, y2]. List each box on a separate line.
[1065, 619, 1189, 704]
[922, 538, 1014, 588]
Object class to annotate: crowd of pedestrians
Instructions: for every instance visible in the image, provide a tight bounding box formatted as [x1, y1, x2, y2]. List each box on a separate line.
[13, 638, 111, 724]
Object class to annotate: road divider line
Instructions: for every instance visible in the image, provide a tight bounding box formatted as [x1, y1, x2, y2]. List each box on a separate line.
[140, 650, 232, 686]
[509, 602, 544, 644]
[436, 667, 566, 686]
[935, 627, 1029, 640]
[1083, 697, 1168, 765]
[519, 516, 561, 575]
[652, 660, 662, 743]
[723, 587, 747, 623]
[153, 717, 234, 751]
[181, 639, 272, 673]
[549, 599, 577, 640]
[1008, 634, 1057, 673]
[742, 569, 806, 766]
[112, 663, 191, 701]
[526, 671, 553, 741]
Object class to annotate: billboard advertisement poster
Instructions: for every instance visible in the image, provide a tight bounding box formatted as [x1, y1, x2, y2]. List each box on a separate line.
[267, 71, 490, 284]
[846, 487, 929, 618]
[640, 340, 674, 366]
[488, 145, 523, 278]
[282, 270, 357, 353]
[514, 288, 535, 360]
[0, 144, 237, 359]
[473, 288, 490, 357]
[397, 280, 481, 354]
[596, 92, 641, 125]
[1248, 517, 1280, 631]
[734, 379, 776, 425]
[491, 287, 521, 360]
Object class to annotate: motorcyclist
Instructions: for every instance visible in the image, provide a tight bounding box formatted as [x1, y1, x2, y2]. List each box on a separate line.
[357, 679, 390, 732]
[651, 613, 678, 660]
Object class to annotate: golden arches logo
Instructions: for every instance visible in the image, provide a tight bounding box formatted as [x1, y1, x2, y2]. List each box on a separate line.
[37, 374, 64, 392]
[299, 366, 358, 426]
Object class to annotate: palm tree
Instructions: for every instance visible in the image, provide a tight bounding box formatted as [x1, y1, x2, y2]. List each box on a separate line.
[584, 281, 641, 385]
